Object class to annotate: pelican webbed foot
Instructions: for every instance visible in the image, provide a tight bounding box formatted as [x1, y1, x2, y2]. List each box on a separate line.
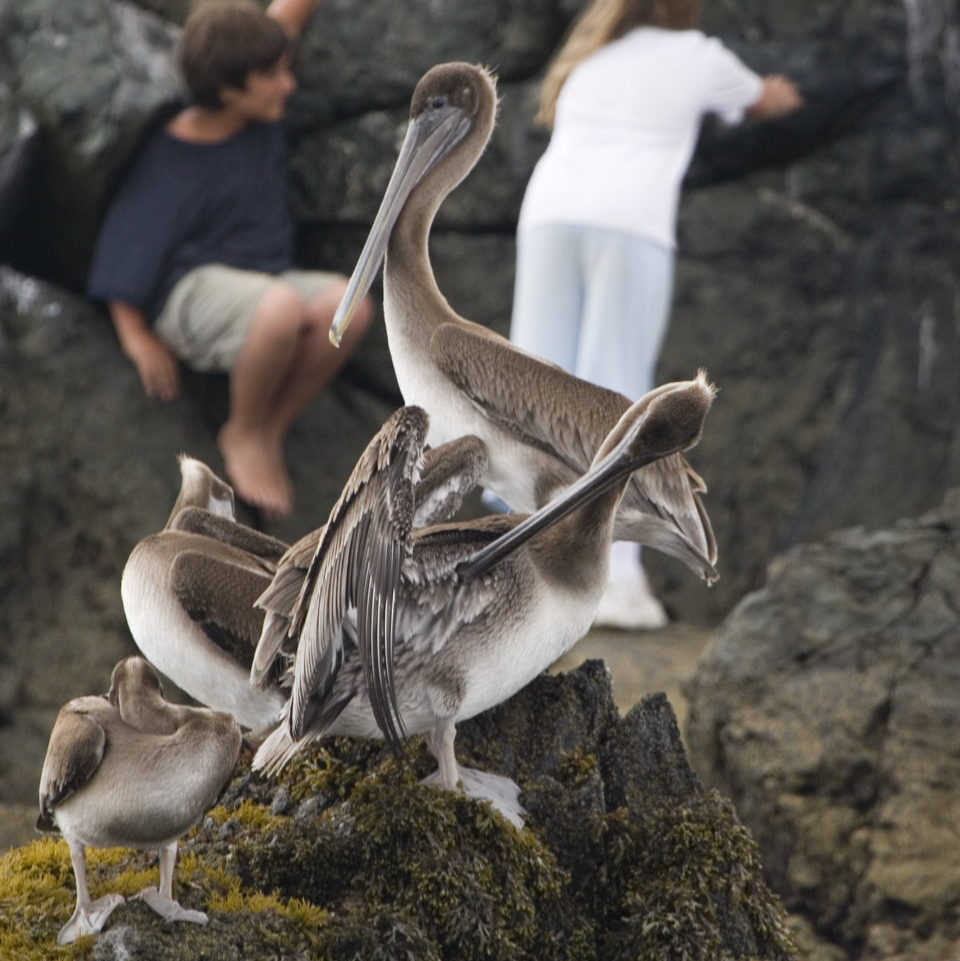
[134, 885, 209, 925]
[57, 892, 125, 945]
[421, 764, 525, 828]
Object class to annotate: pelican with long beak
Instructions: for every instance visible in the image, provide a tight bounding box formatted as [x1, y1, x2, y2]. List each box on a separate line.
[251, 374, 716, 826]
[328, 62, 717, 583]
[37, 657, 241, 944]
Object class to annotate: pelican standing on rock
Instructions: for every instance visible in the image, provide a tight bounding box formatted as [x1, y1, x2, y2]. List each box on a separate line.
[121, 455, 289, 731]
[327, 62, 718, 592]
[252, 374, 715, 826]
[123, 443, 489, 729]
[36, 657, 241, 944]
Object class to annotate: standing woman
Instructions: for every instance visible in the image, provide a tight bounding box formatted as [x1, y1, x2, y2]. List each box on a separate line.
[510, 0, 802, 629]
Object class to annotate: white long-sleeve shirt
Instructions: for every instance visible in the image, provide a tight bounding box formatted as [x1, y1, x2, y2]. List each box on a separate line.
[518, 28, 764, 249]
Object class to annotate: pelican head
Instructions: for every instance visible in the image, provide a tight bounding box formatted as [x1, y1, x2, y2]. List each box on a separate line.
[329, 62, 498, 347]
[168, 453, 235, 526]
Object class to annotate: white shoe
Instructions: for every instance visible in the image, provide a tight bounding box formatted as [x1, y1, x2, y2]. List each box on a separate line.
[593, 572, 668, 631]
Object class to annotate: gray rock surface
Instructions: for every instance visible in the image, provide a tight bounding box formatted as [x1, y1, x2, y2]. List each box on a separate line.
[685, 491, 960, 960]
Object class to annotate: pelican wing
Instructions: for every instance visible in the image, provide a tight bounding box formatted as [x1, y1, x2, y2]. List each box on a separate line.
[431, 321, 622, 475]
[430, 323, 717, 573]
[250, 528, 323, 689]
[614, 454, 718, 573]
[171, 507, 288, 561]
[399, 515, 518, 655]
[37, 700, 107, 828]
[170, 551, 273, 669]
[251, 431, 486, 693]
[414, 434, 488, 526]
[281, 407, 429, 751]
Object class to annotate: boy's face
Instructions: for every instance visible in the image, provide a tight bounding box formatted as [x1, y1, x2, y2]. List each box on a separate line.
[221, 54, 296, 122]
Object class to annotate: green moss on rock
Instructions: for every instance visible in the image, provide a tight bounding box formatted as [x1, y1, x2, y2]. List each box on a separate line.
[3, 665, 795, 960]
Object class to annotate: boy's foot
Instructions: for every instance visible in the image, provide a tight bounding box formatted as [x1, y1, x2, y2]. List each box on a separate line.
[217, 423, 293, 518]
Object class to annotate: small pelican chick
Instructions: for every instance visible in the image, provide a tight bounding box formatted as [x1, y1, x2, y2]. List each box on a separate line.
[252, 374, 715, 826]
[122, 455, 290, 730]
[37, 656, 241, 944]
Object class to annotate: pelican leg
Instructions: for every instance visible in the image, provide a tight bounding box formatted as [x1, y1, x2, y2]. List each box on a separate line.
[422, 719, 460, 790]
[57, 839, 125, 945]
[134, 842, 208, 925]
[421, 720, 525, 828]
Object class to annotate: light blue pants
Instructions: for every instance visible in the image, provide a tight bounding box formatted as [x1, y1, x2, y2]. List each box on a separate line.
[510, 224, 675, 582]
[510, 223, 674, 402]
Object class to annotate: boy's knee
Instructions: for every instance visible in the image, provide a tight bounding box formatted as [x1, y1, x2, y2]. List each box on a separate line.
[258, 281, 306, 329]
[307, 278, 373, 339]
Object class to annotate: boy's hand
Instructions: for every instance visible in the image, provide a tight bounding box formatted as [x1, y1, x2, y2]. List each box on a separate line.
[125, 329, 181, 401]
[109, 301, 182, 401]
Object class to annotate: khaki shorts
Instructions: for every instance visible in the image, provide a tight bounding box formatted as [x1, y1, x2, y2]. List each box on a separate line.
[154, 264, 342, 372]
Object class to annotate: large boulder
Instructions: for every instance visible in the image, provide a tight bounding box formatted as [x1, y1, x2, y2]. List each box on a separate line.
[0, 0, 182, 287]
[0, 267, 394, 806]
[0, 663, 796, 961]
[652, 0, 960, 621]
[684, 492, 960, 960]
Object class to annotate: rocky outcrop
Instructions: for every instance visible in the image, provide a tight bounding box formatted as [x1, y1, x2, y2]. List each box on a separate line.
[0, 266, 397, 808]
[0, 663, 795, 961]
[685, 492, 960, 961]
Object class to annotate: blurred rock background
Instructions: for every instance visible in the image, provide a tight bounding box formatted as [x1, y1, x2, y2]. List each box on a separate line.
[1, 0, 958, 958]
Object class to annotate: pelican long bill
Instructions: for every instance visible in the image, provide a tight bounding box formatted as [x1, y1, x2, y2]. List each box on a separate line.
[329, 103, 472, 347]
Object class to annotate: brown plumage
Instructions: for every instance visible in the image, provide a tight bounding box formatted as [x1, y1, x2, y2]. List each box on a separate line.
[252, 374, 715, 827]
[328, 61, 717, 583]
[37, 657, 241, 944]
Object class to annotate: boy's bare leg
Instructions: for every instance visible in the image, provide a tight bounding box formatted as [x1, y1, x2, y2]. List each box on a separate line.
[264, 281, 373, 438]
[217, 281, 372, 517]
[217, 283, 305, 517]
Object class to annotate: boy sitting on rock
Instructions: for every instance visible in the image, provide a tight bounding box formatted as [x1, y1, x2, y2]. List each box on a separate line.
[88, 0, 371, 518]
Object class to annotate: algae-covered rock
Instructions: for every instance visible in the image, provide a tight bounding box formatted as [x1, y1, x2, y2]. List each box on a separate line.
[1, 663, 793, 960]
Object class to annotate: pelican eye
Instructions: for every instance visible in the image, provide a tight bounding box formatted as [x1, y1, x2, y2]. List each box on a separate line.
[431, 96, 447, 110]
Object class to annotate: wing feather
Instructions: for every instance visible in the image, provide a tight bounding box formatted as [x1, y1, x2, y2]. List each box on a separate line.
[413, 434, 488, 526]
[37, 701, 107, 829]
[430, 323, 717, 574]
[280, 407, 428, 749]
[171, 507, 288, 560]
[171, 551, 272, 669]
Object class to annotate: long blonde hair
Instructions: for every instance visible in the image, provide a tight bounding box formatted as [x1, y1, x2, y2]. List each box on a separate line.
[536, 0, 701, 128]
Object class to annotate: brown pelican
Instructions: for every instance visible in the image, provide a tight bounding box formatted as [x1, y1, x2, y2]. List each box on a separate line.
[37, 656, 241, 944]
[125, 444, 489, 730]
[328, 62, 717, 583]
[121, 455, 289, 731]
[251, 433, 488, 686]
[251, 374, 715, 826]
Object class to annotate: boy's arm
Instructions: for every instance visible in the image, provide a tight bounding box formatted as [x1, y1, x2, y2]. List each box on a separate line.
[267, 0, 322, 38]
[109, 300, 181, 401]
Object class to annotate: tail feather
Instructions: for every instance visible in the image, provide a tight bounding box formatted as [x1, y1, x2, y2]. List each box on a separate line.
[252, 722, 303, 776]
